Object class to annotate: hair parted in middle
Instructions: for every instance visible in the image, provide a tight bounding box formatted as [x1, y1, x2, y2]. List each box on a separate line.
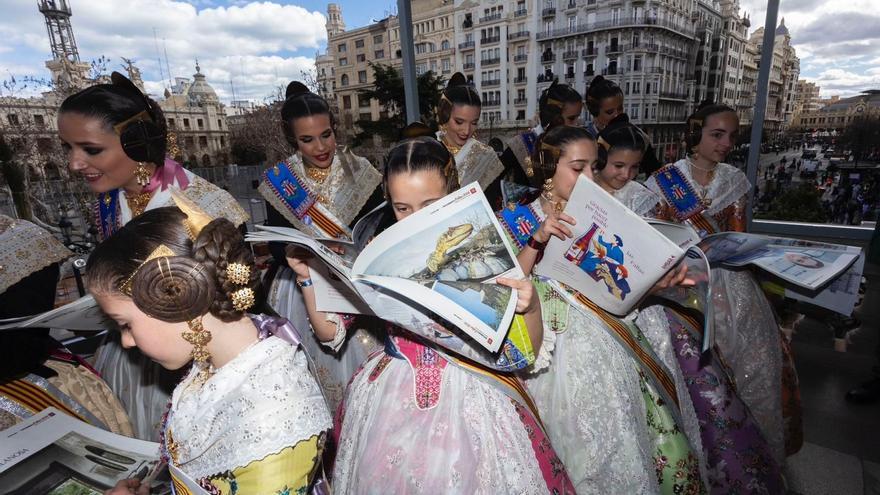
[86, 207, 262, 323]
[685, 100, 738, 151]
[595, 113, 650, 170]
[436, 72, 481, 125]
[584, 75, 624, 117]
[538, 80, 583, 129]
[529, 125, 595, 188]
[384, 122, 460, 195]
[280, 81, 337, 149]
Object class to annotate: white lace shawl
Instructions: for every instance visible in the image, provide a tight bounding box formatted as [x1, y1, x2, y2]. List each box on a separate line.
[645, 159, 751, 216]
[439, 133, 505, 190]
[611, 180, 662, 217]
[168, 336, 331, 480]
[0, 216, 71, 293]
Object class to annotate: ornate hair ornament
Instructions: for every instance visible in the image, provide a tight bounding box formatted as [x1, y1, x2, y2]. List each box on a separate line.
[538, 141, 561, 167]
[171, 191, 212, 240]
[231, 288, 256, 312]
[545, 97, 563, 109]
[118, 244, 176, 295]
[597, 136, 611, 151]
[226, 263, 251, 286]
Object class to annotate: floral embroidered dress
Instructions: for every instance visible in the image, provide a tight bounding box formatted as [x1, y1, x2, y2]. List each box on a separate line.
[610, 177, 784, 492]
[163, 316, 331, 494]
[93, 159, 249, 440]
[259, 148, 384, 413]
[324, 307, 575, 493]
[498, 199, 707, 495]
[438, 132, 505, 191]
[645, 159, 798, 463]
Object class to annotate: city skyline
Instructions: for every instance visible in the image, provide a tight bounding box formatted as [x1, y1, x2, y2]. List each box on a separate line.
[0, 0, 877, 105]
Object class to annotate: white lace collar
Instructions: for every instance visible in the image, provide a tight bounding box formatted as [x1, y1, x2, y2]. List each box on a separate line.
[671, 159, 751, 215]
[168, 336, 330, 479]
[609, 180, 661, 217]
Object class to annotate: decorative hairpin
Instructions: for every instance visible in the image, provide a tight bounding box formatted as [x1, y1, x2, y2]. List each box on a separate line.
[112, 110, 153, 136]
[119, 244, 176, 295]
[231, 287, 256, 312]
[226, 263, 251, 286]
[597, 136, 611, 151]
[545, 97, 563, 109]
[538, 141, 560, 166]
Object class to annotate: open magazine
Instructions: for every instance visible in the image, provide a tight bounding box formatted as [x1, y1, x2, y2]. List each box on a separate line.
[647, 219, 862, 292]
[0, 295, 110, 332]
[0, 408, 168, 494]
[247, 183, 524, 353]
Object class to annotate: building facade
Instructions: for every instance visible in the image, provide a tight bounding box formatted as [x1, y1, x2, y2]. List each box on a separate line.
[792, 90, 880, 132]
[747, 19, 799, 134]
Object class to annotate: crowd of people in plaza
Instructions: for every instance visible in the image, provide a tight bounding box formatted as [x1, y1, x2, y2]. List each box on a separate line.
[1, 69, 820, 494]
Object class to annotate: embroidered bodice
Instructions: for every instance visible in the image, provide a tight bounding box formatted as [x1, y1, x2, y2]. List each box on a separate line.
[610, 180, 663, 217]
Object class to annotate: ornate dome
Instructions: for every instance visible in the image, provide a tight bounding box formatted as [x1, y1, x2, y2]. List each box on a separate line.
[775, 18, 789, 36]
[187, 61, 218, 106]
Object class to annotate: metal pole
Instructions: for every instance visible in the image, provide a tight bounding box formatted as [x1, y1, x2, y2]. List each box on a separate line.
[397, 0, 420, 123]
[745, 0, 779, 229]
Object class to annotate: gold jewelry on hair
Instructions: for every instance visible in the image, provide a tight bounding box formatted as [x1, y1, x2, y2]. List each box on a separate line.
[112, 110, 153, 135]
[546, 97, 563, 109]
[231, 287, 256, 312]
[119, 244, 176, 295]
[597, 136, 611, 151]
[124, 190, 152, 217]
[134, 162, 152, 187]
[171, 191, 213, 240]
[524, 156, 534, 177]
[226, 263, 251, 286]
[182, 316, 213, 373]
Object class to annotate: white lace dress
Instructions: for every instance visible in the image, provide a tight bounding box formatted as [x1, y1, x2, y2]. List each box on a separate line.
[609, 180, 662, 217]
[645, 159, 786, 462]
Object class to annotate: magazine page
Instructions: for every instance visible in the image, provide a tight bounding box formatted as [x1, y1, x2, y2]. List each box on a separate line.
[654, 247, 715, 351]
[308, 260, 374, 315]
[536, 175, 686, 316]
[247, 225, 357, 283]
[785, 251, 865, 315]
[168, 463, 210, 495]
[647, 219, 701, 250]
[728, 242, 860, 290]
[352, 183, 524, 353]
[0, 408, 166, 493]
[0, 296, 111, 332]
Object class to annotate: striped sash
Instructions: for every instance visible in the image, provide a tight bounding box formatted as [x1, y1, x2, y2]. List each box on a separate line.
[0, 376, 87, 423]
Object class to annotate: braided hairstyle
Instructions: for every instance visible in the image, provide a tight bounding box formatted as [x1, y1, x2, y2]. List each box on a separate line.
[529, 125, 595, 188]
[280, 81, 337, 149]
[538, 80, 583, 129]
[60, 72, 168, 164]
[436, 73, 481, 125]
[385, 122, 460, 195]
[87, 207, 261, 323]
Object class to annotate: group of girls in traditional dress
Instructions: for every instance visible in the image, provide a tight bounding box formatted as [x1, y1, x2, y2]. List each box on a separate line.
[10, 69, 800, 494]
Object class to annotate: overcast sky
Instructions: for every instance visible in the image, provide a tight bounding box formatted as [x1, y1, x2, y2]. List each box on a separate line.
[0, 0, 877, 104]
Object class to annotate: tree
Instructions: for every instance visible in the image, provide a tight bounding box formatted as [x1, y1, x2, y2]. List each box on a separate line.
[352, 64, 445, 146]
[228, 102, 289, 167]
[756, 182, 829, 223]
[839, 115, 880, 165]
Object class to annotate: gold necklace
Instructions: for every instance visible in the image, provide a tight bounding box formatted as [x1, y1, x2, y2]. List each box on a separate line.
[304, 165, 331, 184]
[686, 158, 715, 206]
[124, 191, 152, 217]
[441, 135, 462, 155]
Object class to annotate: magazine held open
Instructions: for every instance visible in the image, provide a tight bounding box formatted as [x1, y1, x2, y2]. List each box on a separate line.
[247, 182, 525, 354]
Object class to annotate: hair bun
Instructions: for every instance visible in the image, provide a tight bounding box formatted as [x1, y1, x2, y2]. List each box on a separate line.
[285, 81, 312, 99]
[447, 72, 468, 88]
[110, 71, 143, 95]
[130, 256, 215, 323]
[600, 113, 631, 136]
[399, 121, 435, 140]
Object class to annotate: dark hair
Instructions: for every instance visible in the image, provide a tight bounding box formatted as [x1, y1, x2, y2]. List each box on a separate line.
[538, 81, 583, 128]
[436, 73, 481, 125]
[280, 81, 337, 149]
[60, 72, 167, 163]
[595, 114, 648, 170]
[87, 207, 261, 323]
[585, 75, 623, 117]
[384, 122, 460, 195]
[686, 101, 738, 151]
[530, 125, 595, 187]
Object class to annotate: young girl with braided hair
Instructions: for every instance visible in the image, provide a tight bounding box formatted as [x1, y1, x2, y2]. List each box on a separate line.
[90, 201, 330, 494]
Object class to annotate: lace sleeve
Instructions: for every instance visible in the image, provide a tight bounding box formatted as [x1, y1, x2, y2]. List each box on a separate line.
[319, 313, 358, 352]
[529, 320, 557, 374]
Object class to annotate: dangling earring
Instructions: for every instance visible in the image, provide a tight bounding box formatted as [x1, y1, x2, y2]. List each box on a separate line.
[182, 317, 213, 379]
[524, 156, 534, 177]
[134, 162, 151, 187]
[541, 178, 554, 202]
[439, 123, 448, 135]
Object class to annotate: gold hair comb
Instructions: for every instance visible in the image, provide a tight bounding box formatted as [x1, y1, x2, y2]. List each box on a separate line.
[171, 191, 213, 240]
[113, 110, 154, 135]
[119, 244, 176, 295]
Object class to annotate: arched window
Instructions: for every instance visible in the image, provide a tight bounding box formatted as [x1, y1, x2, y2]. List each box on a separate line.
[441, 40, 450, 51]
[341, 74, 349, 86]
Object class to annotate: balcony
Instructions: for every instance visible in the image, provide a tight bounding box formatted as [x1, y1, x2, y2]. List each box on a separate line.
[582, 47, 597, 56]
[480, 13, 503, 24]
[541, 51, 555, 62]
[481, 35, 501, 44]
[514, 54, 528, 62]
[482, 79, 501, 87]
[463, 62, 475, 70]
[607, 44, 622, 54]
[602, 66, 624, 76]
[514, 97, 528, 105]
[583, 68, 595, 76]
[537, 72, 556, 82]
[459, 40, 475, 50]
[542, 7, 556, 17]
[514, 76, 528, 84]
[514, 8, 528, 17]
[508, 30, 530, 40]
[483, 99, 502, 107]
[659, 91, 688, 100]
[565, 71, 576, 80]
[537, 15, 694, 41]
[565, 0, 578, 9]
[482, 57, 501, 66]
[563, 50, 578, 60]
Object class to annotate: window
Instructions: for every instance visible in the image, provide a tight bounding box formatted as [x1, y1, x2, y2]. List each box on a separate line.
[358, 70, 368, 84]
[337, 43, 347, 53]
[359, 95, 371, 108]
[340, 57, 348, 66]
[443, 59, 451, 72]
[197, 118, 204, 129]
[168, 118, 175, 128]
[374, 34, 383, 44]
[633, 56, 641, 71]
[198, 136, 208, 148]
[220, 136, 225, 147]
[375, 49, 385, 59]
[341, 74, 349, 86]
[183, 118, 190, 128]
[357, 54, 366, 63]
[6, 114, 19, 126]
[441, 40, 450, 50]
[218, 119, 222, 128]
[359, 112, 371, 123]
[343, 95, 352, 109]
[355, 39, 365, 49]
[517, 110, 526, 120]
[33, 114, 44, 126]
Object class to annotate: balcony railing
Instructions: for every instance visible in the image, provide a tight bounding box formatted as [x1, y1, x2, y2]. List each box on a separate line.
[482, 57, 501, 65]
[563, 50, 578, 60]
[482, 79, 501, 87]
[541, 52, 555, 62]
[607, 44, 622, 53]
[565, 71, 576, 79]
[480, 13, 503, 24]
[542, 7, 556, 17]
[565, 0, 578, 9]
[514, 76, 528, 84]
[537, 73, 556, 82]
[514, 9, 528, 17]
[459, 40, 475, 50]
[584, 68, 595, 76]
[659, 91, 688, 100]
[514, 97, 528, 105]
[483, 99, 502, 107]
[481, 35, 501, 44]
[537, 16, 694, 41]
[463, 62, 475, 70]
[514, 54, 528, 62]
[582, 47, 597, 56]
[508, 30, 530, 40]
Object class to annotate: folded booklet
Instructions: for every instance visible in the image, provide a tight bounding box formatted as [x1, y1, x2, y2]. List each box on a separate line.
[0, 295, 110, 332]
[247, 183, 525, 354]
